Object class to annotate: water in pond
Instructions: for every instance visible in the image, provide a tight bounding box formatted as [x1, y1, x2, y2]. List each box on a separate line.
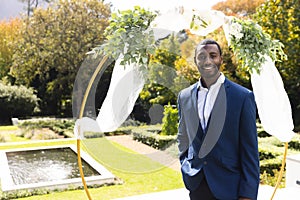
[6, 147, 100, 185]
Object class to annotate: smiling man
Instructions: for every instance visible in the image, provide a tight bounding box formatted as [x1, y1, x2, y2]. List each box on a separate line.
[177, 39, 260, 200]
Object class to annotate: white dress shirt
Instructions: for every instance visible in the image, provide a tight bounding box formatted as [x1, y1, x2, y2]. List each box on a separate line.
[197, 73, 225, 131]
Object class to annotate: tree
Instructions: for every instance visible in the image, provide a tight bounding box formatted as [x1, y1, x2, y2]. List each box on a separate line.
[0, 18, 21, 82]
[18, 0, 54, 17]
[11, 0, 110, 116]
[140, 34, 181, 106]
[212, 0, 265, 16]
[255, 0, 300, 128]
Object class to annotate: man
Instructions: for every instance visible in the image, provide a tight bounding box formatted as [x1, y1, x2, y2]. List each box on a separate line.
[177, 39, 260, 200]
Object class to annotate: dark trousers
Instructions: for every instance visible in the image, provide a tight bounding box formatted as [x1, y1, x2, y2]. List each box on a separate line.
[189, 176, 216, 200]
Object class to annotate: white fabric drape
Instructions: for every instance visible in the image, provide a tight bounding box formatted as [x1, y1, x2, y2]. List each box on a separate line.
[74, 57, 145, 138]
[251, 56, 295, 142]
[96, 58, 145, 132]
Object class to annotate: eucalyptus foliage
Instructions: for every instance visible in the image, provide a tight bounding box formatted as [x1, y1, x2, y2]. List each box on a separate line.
[94, 6, 157, 69]
[228, 18, 287, 74]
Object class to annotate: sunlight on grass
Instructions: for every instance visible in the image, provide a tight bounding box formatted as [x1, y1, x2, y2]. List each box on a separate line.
[2, 137, 184, 200]
[0, 126, 18, 131]
[82, 138, 168, 173]
[8, 134, 29, 142]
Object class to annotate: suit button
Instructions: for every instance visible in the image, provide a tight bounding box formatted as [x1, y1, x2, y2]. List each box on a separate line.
[204, 161, 207, 165]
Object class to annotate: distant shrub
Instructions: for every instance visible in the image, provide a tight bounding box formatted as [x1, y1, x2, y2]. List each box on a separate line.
[259, 149, 277, 160]
[18, 118, 74, 138]
[0, 83, 39, 125]
[161, 104, 178, 136]
[132, 125, 176, 149]
[84, 131, 104, 138]
[260, 157, 282, 176]
[120, 119, 145, 127]
[288, 133, 300, 150]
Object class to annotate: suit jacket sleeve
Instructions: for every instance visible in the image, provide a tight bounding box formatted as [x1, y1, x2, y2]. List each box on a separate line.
[238, 91, 260, 199]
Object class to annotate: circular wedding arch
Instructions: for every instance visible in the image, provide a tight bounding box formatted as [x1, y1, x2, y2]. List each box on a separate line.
[74, 8, 293, 200]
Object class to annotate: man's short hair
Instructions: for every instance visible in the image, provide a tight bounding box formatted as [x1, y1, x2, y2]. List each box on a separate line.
[196, 39, 222, 56]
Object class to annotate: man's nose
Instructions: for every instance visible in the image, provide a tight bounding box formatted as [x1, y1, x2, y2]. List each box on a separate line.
[204, 57, 213, 65]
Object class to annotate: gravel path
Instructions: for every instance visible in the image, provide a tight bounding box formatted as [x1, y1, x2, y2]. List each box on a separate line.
[106, 135, 181, 172]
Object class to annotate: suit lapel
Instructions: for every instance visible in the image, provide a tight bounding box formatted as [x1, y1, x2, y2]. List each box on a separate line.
[189, 84, 205, 153]
[190, 83, 201, 123]
[191, 84, 198, 117]
[198, 84, 227, 158]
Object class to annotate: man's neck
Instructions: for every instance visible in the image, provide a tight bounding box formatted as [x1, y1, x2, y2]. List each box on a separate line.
[201, 73, 221, 89]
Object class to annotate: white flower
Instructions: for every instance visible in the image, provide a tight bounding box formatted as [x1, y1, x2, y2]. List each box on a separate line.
[229, 21, 244, 40]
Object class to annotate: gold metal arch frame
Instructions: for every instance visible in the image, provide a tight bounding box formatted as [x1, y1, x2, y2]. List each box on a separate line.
[271, 142, 288, 200]
[77, 55, 108, 200]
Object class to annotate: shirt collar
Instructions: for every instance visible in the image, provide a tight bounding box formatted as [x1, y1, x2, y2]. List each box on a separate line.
[197, 73, 225, 90]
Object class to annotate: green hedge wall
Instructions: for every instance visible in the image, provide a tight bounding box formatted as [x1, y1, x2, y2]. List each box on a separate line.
[132, 125, 176, 149]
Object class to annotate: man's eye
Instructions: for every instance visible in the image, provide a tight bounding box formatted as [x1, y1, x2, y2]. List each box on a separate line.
[198, 55, 206, 60]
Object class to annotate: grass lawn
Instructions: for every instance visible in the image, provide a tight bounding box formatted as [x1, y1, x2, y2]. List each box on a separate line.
[0, 126, 18, 131]
[0, 137, 184, 200]
[0, 126, 29, 143]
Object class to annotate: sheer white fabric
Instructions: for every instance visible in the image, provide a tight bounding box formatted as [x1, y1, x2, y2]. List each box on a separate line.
[251, 56, 295, 142]
[151, 8, 226, 36]
[74, 57, 145, 138]
[96, 58, 145, 132]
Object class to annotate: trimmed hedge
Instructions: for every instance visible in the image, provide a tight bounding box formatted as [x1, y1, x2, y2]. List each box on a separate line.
[18, 118, 74, 138]
[132, 125, 176, 150]
[260, 157, 283, 176]
[289, 133, 300, 150]
[257, 127, 300, 182]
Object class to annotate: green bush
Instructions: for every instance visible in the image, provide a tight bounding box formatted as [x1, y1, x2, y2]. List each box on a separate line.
[161, 104, 178, 136]
[260, 169, 285, 188]
[84, 131, 104, 138]
[288, 133, 300, 151]
[259, 149, 277, 160]
[0, 83, 39, 125]
[105, 126, 136, 136]
[132, 125, 176, 149]
[18, 118, 75, 138]
[260, 157, 282, 176]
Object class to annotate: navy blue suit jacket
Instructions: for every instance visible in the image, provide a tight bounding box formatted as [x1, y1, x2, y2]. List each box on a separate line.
[177, 78, 260, 200]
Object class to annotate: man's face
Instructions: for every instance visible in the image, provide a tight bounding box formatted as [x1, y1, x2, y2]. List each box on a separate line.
[194, 44, 223, 79]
